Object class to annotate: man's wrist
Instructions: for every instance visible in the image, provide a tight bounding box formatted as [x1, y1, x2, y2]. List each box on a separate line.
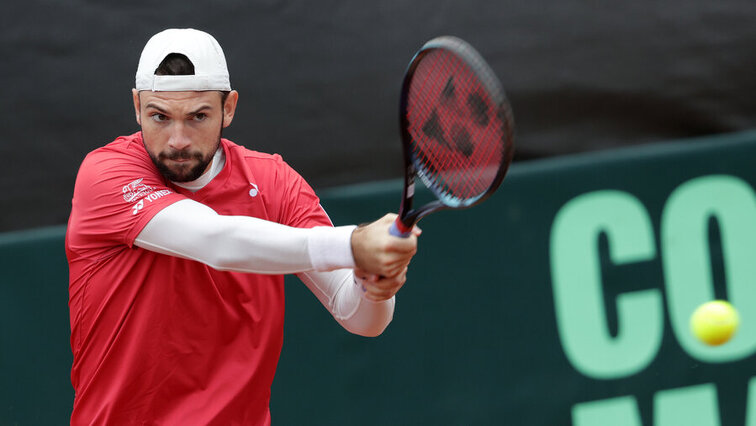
[307, 225, 358, 271]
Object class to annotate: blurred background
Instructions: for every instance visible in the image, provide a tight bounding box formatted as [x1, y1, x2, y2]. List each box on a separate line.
[2, 0, 756, 232]
[2, 1, 756, 425]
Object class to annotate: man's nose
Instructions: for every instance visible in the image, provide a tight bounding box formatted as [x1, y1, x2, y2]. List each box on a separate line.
[167, 122, 191, 151]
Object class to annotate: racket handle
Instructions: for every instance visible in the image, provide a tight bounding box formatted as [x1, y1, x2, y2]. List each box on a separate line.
[389, 218, 412, 238]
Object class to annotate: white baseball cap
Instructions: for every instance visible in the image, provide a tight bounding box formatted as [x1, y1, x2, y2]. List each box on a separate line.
[135, 28, 232, 92]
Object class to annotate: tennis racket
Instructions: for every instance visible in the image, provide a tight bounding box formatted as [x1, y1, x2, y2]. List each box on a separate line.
[390, 36, 515, 237]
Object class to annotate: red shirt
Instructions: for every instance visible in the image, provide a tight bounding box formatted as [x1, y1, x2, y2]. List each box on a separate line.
[66, 132, 331, 425]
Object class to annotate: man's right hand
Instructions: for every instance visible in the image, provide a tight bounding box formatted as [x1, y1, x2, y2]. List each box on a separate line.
[350, 213, 420, 279]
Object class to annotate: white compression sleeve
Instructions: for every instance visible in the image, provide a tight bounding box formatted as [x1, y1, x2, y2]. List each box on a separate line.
[297, 269, 395, 337]
[135, 199, 357, 274]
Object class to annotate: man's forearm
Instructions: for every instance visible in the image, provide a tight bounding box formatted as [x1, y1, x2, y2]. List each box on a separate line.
[135, 199, 356, 274]
[297, 269, 395, 337]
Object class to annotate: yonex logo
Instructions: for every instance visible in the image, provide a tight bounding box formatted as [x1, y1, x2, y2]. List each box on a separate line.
[132, 199, 144, 215]
[249, 183, 259, 197]
[420, 76, 488, 159]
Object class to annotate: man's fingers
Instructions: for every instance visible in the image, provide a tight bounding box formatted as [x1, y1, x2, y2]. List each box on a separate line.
[372, 255, 413, 279]
[354, 268, 379, 282]
[362, 267, 408, 301]
[390, 233, 418, 250]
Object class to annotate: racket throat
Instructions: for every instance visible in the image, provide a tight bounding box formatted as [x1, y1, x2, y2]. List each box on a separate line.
[397, 163, 417, 224]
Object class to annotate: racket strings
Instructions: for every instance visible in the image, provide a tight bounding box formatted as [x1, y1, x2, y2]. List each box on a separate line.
[467, 105, 509, 196]
[407, 49, 505, 202]
[412, 54, 461, 196]
[413, 54, 470, 198]
[450, 53, 507, 198]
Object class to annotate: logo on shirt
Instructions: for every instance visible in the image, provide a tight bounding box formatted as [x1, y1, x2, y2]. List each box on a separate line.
[249, 183, 259, 197]
[122, 177, 173, 215]
[123, 178, 154, 203]
[132, 199, 144, 215]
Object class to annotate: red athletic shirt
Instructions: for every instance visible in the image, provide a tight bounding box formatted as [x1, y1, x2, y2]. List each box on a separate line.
[66, 132, 332, 425]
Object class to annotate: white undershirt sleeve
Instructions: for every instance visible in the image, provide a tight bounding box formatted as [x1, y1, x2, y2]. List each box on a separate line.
[135, 199, 356, 274]
[137, 198, 394, 336]
[297, 269, 395, 337]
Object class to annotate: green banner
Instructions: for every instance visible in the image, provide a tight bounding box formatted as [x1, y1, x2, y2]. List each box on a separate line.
[276, 131, 756, 425]
[2, 131, 756, 425]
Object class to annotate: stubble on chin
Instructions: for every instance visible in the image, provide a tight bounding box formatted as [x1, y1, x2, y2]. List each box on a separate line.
[143, 136, 220, 183]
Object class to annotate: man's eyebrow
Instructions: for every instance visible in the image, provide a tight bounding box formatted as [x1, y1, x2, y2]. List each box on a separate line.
[143, 104, 214, 116]
[187, 105, 213, 116]
[144, 103, 168, 114]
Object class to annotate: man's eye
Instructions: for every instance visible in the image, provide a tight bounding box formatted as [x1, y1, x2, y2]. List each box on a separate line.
[194, 113, 207, 122]
[151, 113, 168, 122]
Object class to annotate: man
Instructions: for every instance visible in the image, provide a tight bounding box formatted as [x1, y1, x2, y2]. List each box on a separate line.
[66, 28, 419, 425]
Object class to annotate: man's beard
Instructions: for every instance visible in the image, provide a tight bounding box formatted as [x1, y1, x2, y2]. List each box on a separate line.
[146, 137, 220, 183]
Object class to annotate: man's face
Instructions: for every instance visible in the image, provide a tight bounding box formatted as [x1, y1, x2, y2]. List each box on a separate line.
[132, 90, 238, 182]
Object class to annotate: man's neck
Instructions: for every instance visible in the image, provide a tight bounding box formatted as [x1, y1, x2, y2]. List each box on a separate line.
[172, 147, 225, 192]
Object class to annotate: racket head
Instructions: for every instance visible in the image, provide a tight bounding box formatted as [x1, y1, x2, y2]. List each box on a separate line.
[397, 36, 515, 227]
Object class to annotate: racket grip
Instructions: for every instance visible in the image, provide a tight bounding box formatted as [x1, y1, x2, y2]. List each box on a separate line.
[389, 219, 412, 238]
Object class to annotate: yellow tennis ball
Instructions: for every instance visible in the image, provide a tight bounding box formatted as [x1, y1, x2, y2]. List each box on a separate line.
[690, 300, 739, 346]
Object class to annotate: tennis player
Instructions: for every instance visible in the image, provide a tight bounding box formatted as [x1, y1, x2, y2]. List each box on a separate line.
[65, 28, 419, 425]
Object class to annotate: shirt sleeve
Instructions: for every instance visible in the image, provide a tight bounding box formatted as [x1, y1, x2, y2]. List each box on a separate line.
[67, 145, 186, 256]
[276, 158, 334, 229]
[273, 158, 363, 270]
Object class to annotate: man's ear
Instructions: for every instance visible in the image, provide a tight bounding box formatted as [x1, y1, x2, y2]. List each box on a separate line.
[132, 89, 142, 126]
[222, 90, 239, 128]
